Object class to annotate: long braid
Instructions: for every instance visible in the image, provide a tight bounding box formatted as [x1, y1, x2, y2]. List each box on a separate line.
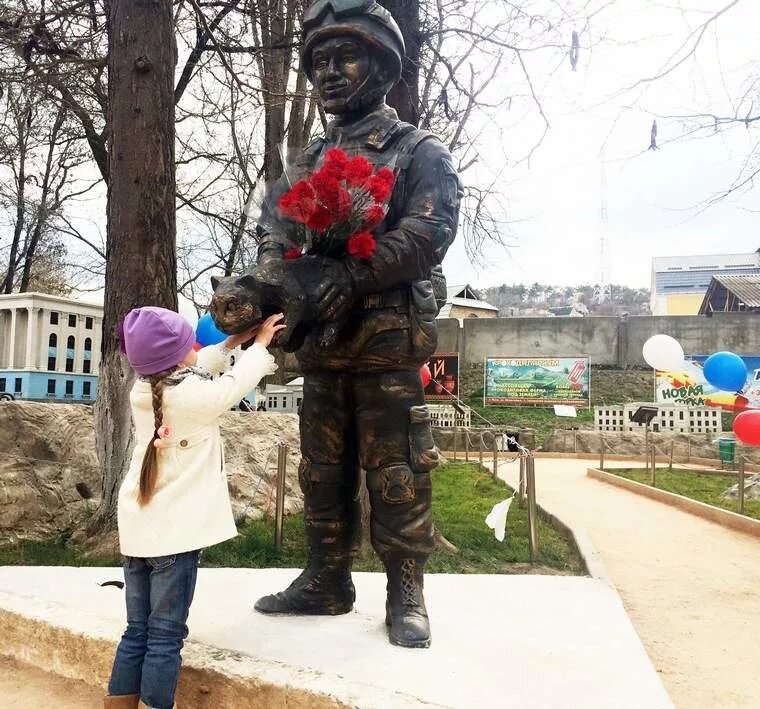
[138, 369, 172, 506]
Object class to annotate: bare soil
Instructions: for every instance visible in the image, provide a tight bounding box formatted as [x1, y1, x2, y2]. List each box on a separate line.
[0, 655, 102, 708]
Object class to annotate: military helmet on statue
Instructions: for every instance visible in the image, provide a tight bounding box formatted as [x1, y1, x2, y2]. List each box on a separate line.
[301, 0, 406, 84]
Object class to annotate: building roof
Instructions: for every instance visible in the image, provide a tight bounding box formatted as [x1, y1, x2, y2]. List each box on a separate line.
[699, 275, 760, 313]
[652, 250, 760, 271]
[0, 291, 103, 312]
[714, 275, 760, 307]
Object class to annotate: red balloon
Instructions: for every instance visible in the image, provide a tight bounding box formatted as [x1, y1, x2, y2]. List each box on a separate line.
[733, 410, 760, 446]
[420, 363, 432, 388]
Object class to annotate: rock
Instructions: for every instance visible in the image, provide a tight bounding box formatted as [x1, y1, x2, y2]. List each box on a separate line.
[0, 401, 101, 543]
[723, 474, 760, 501]
[543, 428, 760, 465]
[0, 401, 303, 543]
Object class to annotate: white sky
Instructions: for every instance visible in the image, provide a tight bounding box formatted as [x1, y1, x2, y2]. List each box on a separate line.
[58, 1, 760, 297]
[443, 0, 760, 289]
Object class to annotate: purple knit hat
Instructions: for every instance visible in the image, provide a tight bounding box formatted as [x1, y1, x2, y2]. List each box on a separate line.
[121, 307, 195, 375]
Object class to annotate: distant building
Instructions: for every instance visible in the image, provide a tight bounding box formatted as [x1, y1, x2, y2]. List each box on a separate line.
[650, 249, 760, 315]
[265, 377, 303, 413]
[437, 284, 498, 322]
[548, 303, 589, 317]
[698, 275, 760, 314]
[0, 292, 103, 402]
[594, 403, 722, 435]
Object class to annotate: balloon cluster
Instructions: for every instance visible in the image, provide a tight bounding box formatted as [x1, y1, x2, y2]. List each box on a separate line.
[643, 335, 757, 446]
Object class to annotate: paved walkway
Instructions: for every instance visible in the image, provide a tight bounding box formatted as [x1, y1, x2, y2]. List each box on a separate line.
[499, 457, 760, 709]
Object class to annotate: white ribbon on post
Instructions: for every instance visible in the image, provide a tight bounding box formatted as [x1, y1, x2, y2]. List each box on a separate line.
[485, 494, 515, 542]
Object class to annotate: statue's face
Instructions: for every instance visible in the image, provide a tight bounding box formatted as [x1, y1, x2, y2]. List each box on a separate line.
[311, 36, 371, 113]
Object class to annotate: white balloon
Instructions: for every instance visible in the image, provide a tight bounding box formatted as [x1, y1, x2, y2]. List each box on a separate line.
[642, 335, 685, 371]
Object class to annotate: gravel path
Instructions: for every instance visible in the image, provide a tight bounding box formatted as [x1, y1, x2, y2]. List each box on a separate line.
[499, 457, 760, 709]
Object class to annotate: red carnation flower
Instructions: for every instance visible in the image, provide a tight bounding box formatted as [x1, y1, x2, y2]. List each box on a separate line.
[310, 169, 341, 203]
[366, 167, 395, 202]
[364, 203, 385, 228]
[345, 155, 373, 186]
[322, 148, 349, 178]
[306, 205, 334, 233]
[347, 231, 376, 260]
[284, 247, 302, 260]
[278, 180, 316, 223]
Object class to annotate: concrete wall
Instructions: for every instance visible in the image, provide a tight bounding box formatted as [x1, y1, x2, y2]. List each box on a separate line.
[435, 312, 759, 369]
[461, 316, 621, 365]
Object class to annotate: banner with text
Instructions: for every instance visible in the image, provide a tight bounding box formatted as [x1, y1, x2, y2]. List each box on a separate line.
[655, 356, 760, 410]
[424, 352, 460, 401]
[485, 357, 590, 407]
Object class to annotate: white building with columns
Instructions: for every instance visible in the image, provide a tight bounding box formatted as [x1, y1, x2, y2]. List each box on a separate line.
[0, 292, 103, 402]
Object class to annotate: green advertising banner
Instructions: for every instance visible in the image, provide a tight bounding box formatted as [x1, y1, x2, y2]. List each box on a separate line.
[484, 357, 590, 407]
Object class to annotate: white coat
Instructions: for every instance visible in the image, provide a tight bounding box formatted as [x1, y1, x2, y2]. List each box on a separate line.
[117, 342, 277, 557]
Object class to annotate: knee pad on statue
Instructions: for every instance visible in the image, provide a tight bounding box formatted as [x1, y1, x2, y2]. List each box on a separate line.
[366, 463, 416, 505]
[298, 458, 347, 494]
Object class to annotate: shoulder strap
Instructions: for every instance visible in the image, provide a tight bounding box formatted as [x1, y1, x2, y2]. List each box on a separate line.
[391, 127, 436, 205]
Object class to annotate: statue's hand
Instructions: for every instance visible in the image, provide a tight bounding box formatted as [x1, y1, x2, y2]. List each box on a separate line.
[306, 257, 355, 324]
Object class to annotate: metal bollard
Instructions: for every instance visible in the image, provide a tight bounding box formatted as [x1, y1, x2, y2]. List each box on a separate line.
[526, 456, 538, 562]
[644, 426, 650, 474]
[738, 457, 746, 515]
[274, 442, 287, 551]
[492, 433, 499, 479]
[465, 428, 470, 462]
[650, 447, 656, 487]
[599, 434, 605, 471]
[453, 426, 458, 460]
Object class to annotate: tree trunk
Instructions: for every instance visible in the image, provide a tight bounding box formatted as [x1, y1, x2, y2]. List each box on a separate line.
[88, 0, 178, 533]
[379, 0, 421, 126]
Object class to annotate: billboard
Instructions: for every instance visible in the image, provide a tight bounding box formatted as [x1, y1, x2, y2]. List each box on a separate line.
[484, 357, 590, 407]
[424, 352, 459, 401]
[655, 356, 760, 410]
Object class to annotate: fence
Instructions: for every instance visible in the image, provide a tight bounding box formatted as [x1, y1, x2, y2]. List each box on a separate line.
[444, 427, 539, 562]
[597, 433, 753, 517]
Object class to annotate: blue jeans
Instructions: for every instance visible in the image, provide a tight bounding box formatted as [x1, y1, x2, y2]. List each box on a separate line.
[108, 551, 200, 709]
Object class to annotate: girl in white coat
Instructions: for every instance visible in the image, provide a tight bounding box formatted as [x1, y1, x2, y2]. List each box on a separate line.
[105, 306, 284, 709]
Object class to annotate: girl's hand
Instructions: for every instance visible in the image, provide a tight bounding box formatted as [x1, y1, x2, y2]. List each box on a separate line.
[224, 324, 261, 350]
[254, 313, 287, 348]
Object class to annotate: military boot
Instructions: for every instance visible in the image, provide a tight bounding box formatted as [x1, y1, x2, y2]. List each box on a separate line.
[254, 550, 355, 615]
[255, 463, 359, 615]
[384, 557, 431, 648]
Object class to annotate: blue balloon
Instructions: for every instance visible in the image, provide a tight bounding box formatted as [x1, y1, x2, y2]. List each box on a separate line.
[196, 313, 227, 346]
[703, 351, 748, 393]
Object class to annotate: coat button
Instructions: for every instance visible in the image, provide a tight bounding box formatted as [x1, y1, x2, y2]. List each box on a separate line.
[179, 439, 188, 448]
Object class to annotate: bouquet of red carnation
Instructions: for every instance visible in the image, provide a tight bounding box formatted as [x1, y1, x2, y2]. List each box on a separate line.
[277, 148, 395, 262]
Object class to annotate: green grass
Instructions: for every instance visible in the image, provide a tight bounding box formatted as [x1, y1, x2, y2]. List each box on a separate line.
[605, 468, 760, 521]
[0, 533, 119, 567]
[205, 462, 583, 573]
[0, 463, 583, 575]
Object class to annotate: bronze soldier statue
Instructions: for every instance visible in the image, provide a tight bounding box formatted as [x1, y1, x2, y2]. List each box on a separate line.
[212, 0, 461, 648]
